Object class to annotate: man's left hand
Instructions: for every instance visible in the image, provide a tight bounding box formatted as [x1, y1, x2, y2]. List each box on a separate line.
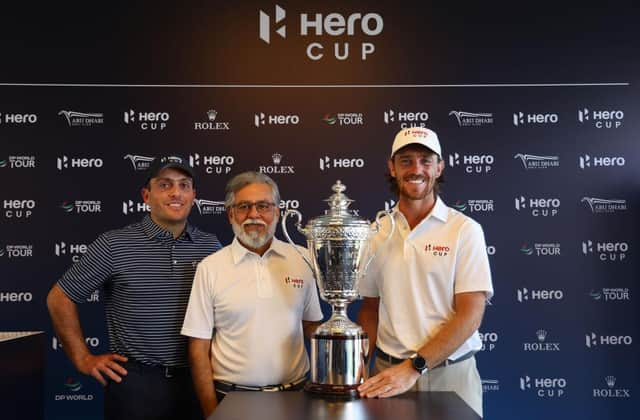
[357, 360, 420, 398]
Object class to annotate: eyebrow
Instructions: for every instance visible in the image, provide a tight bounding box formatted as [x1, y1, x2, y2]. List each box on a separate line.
[154, 177, 193, 183]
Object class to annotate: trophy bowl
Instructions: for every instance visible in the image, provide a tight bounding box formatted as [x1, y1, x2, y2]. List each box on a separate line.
[282, 180, 395, 398]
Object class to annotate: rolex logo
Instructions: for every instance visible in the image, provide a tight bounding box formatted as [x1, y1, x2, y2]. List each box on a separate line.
[536, 329, 547, 342]
[272, 153, 283, 165]
[207, 109, 217, 121]
[605, 376, 616, 388]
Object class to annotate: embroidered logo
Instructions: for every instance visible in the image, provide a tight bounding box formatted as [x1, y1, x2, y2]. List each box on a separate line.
[285, 276, 304, 289]
[425, 244, 450, 256]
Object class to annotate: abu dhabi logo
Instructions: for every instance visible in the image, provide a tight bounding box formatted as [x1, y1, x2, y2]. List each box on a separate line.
[589, 288, 630, 302]
[449, 111, 493, 127]
[383, 109, 428, 128]
[254, 112, 300, 127]
[578, 108, 623, 128]
[259, 5, 286, 44]
[482, 379, 500, 393]
[194, 199, 225, 216]
[514, 153, 559, 170]
[124, 154, 155, 171]
[512, 112, 558, 126]
[259, 152, 295, 175]
[319, 156, 365, 171]
[581, 197, 627, 214]
[258, 5, 382, 61]
[58, 110, 104, 127]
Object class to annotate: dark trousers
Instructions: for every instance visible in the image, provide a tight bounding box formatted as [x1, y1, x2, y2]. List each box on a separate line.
[104, 361, 201, 420]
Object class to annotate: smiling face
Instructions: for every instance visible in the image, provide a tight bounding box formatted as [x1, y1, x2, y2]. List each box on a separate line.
[228, 182, 278, 255]
[142, 167, 195, 232]
[388, 144, 444, 205]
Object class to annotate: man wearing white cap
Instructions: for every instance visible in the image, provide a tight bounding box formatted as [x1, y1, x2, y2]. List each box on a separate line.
[357, 127, 493, 417]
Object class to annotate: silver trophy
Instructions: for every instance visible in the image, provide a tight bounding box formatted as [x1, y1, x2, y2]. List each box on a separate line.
[282, 180, 395, 398]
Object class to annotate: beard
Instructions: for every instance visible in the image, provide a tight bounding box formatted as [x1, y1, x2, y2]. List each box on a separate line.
[232, 217, 277, 250]
[397, 175, 435, 201]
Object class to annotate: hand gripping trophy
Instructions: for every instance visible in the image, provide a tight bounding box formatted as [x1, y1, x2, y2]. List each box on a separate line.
[282, 180, 395, 398]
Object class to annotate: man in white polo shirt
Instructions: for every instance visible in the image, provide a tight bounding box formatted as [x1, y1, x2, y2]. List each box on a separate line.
[357, 127, 493, 417]
[181, 171, 323, 417]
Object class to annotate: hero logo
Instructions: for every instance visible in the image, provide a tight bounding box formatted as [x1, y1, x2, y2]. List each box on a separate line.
[122, 200, 151, 215]
[0, 112, 37, 124]
[259, 5, 383, 61]
[319, 156, 365, 171]
[56, 156, 104, 171]
[578, 108, 623, 129]
[55, 242, 88, 262]
[486, 245, 496, 256]
[0, 291, 33, 302]
[123, 109, 170, 130]
[3, 199, 35, 219]
[448, 153, 493, 174]
[517, 288, 564, 302]
[383, 110, 429, 128]
[189, 153, 234, 175]
[384, 199, 396, 211]
[52, 336, 100, 350]
[523, 329, 560, 352]
[520, 376, 566, 398]
[478, 331, 498, 352]
[578, 154, 625, 169]
[582, 240, 627, 262]
[593, 376, 631, 398]
[279, 198, 300, 217]
[0, 156, 36, 169]
[514, 196, 560, 217]
[1, 245, 33, 259]
[585, 332, 632, 348]
[512, 112, 558, 126]
[254, 112, 300, 127]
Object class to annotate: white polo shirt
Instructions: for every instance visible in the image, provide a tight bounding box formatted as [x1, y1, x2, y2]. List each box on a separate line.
[181, 237, 323, 386]
[359, 197, 493, 361]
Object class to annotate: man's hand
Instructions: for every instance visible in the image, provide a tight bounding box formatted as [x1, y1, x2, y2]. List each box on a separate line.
[357, 360, 420, 398]
[77, 353, 128, 386]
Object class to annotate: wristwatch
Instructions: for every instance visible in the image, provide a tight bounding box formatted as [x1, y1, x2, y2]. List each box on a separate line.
[410, 354, 428, 375]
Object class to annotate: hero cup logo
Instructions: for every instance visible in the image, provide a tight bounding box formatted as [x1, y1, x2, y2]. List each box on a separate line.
[259, 5, 383, 61]
[578, 108, 623, 128]
[519, 376, 566, 398]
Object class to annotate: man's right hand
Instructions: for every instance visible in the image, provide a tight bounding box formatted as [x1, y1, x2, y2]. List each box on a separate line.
[77, 353, 129, 386]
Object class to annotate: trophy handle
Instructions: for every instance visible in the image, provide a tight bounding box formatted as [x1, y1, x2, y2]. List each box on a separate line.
[362, 210, 396, 275]
[281, 209, 315, 273]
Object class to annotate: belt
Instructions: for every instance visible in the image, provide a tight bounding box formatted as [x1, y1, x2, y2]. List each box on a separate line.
[375, 347, 477, 369]
[214, 377, 307, 393]
[125, 360, 190, 379]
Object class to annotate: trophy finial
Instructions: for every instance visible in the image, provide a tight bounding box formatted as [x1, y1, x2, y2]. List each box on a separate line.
[332, 180, 346, 194]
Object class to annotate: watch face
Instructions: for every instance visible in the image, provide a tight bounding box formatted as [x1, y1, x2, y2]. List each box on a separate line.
[413, 355, 427, 372]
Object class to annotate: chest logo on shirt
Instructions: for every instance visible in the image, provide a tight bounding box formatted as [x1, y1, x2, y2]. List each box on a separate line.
[425, 243, 450, 257]
[285, 276, 304, 289]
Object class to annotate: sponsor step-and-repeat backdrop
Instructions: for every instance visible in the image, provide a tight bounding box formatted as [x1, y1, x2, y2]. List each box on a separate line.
[1, 3, 639, 420]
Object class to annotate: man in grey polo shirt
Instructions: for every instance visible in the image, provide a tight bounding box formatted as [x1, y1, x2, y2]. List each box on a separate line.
[47, 155, 222, 420]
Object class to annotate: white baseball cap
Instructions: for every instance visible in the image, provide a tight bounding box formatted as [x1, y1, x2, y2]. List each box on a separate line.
[390, 127, 441, 159]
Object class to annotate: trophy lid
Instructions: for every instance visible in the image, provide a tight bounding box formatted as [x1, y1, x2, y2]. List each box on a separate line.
[304, 180, 371, 234]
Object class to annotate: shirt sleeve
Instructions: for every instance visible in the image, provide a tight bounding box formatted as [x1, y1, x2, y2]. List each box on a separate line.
[57, 233, 113, 303]
[181, 261, 215, 339]
[454, 220, 494, 300]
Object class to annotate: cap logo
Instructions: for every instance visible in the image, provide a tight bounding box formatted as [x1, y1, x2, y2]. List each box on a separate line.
[160, 156, 183, 164]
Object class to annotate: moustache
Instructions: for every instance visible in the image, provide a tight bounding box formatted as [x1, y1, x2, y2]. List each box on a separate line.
[242, 218, 267, 227]
[403, 175, 425, 182]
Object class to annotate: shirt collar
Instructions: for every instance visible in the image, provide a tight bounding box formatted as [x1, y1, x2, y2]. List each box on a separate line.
[391, 195, 448, 227]
[141, 214, 195, 241]
[230, 236, 287, 264]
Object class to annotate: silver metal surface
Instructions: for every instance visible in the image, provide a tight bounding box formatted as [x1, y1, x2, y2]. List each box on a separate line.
[310, 334, 369, 385]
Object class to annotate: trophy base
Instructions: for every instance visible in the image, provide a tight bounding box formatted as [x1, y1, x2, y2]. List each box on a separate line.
[304, 382, 360, 400]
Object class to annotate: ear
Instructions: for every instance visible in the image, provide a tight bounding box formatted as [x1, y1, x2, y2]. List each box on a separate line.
[387, 158, 396, 178]
[436, 159, 445, 179]
[227, 207, 234, 225]
[141, 187, 150, 204]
